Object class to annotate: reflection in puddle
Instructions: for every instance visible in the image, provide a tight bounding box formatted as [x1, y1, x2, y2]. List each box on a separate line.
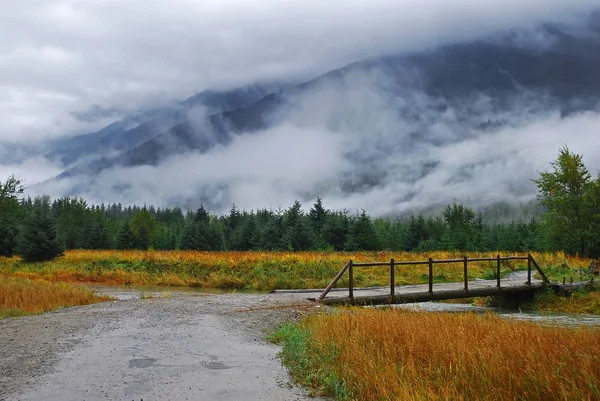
[85, 284, 249, 301]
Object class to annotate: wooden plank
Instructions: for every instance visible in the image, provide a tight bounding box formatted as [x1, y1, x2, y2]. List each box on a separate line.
[463, 255, 468, 291]
[390, 258, 395, 297]
[529, 255, 550, 284]
[352, 262, 392, 267]
[527, 255, 532, 286]
[349, 260, 354, 304]
[354, 256, 529, 267]
[318, 260, 351, 300]
[428, 257, 433, 294]
[497, 255, 501, 288]
[319, 283, 545, 306]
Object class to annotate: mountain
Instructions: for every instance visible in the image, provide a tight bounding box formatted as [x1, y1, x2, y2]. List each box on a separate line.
[113, 24, 600, 168]
[46, 84, 283, 168]
[38, 13, 600, 210]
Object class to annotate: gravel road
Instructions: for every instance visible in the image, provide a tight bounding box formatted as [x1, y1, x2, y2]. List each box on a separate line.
[0, 293, 327, 401]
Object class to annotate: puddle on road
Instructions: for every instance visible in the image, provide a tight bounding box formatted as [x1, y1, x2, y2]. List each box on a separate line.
[85, 284, 255, 300]
[128, 358, 158, 369]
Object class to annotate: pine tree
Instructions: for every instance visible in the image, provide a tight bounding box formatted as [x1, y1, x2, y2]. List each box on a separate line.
[322, 212, 349, 251]
[309, 198, 327, 232]
[130, 209, 157, 249]
[345, 210, 380, 251]
[17, 196, 64, 262]
[0, 176, 24, 257]
[195, 205, 210, 225]
[116, 221, 136, 250]
[286, 218, 315, 251]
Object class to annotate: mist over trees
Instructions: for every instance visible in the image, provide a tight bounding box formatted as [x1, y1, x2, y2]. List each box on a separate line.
[1, 147, 598, 260]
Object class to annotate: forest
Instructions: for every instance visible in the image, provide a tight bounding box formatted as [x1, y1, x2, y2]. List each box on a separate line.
[1, 147, 599, 261]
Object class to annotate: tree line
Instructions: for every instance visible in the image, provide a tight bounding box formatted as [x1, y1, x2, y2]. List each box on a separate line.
[0, 146, 598, 262]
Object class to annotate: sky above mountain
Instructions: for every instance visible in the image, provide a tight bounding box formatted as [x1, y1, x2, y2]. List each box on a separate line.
[2, 1, 600, 215]
[2, 0, 599, 145]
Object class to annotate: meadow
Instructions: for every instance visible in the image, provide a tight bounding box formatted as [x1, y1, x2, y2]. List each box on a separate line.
[271, 308, 600, 401]
[0, 250, 591, 291]
[0, 277, 110, 319]
[2, 250, 595, 318]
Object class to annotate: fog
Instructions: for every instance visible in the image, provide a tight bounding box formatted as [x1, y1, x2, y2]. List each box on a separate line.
[27, 67, 600, 215]
[3, 1, 600, 215]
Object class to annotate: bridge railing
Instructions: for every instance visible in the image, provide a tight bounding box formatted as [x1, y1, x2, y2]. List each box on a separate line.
[318, 254, 549, 303]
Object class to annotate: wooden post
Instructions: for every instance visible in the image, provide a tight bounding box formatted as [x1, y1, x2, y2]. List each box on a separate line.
[497, 255, 501, 288]
[527, 254, 532, 286]
[318, 260, 351, 300]
[349, 260, 354, 304]
[529, 255, 550, 284]
[463, 255, 468, 291]
[390, 258, 395, 298]
[428, 257, 433, 294]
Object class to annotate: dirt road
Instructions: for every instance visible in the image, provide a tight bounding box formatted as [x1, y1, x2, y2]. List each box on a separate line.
[0, 293, 325, 401]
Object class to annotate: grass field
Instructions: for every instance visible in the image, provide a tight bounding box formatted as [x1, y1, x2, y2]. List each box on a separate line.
[0, 277, 111, 319]
[271, 308, 600, 401]
[0, 250, 591, 291]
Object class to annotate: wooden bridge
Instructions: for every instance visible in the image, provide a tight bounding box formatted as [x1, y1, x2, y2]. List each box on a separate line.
[273, 254, 554, 305]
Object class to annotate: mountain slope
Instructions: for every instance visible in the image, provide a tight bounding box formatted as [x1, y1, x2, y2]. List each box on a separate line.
[113, 24, 600, 170]
[47, 84, 281, 168]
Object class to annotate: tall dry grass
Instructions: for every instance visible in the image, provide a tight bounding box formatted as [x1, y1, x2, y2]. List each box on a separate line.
[274, 308, 600, 400]
[0, 277, 110, 318]
[0, 250, 588, 290]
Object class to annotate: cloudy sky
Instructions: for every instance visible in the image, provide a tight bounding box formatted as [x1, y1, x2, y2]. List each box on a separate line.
[2, 0, 599, 145]
[2, 1, 600, 214]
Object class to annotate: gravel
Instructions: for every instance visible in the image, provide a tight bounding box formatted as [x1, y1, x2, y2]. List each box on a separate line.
[0, 292, 328, 401]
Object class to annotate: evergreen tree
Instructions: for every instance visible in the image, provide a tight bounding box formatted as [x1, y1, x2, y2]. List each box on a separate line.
[259, 218, 283, 250]
[195, 205, 210, 225]
[116, 220, 136, 250]
[130, 209, 157, 249]
[443, 203, 475, 251]
[345, 210, 380, 251]
[322, 212, 349, 251]
[0, 176, 24, 257]
[406, 215, 428, 251]
[533, 146, 595, 256]
[286, 218, 315, 251]
[17, 196, 64, 262]
[309, 198, 327, 233]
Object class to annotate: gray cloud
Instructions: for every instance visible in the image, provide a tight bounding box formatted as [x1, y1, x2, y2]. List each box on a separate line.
[26, 64, 600, 217]
[1, 0, 599, 145]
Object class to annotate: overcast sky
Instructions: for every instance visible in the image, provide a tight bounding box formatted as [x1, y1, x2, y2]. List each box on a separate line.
[1, 0, 599, 145]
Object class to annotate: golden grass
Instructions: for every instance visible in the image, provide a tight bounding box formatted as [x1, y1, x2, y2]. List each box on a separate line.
[0, 277, 111, 319]
[273, 308, 600, 401]
[0, 250, 589, 291]
[530, 287, 600, 315]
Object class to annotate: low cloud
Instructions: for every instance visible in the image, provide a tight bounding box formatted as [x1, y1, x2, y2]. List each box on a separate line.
[1, 0, 599, 144]
[26, 65, 600, 216]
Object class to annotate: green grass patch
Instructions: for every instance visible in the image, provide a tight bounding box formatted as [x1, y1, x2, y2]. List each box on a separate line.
[269, 323, 351, 400]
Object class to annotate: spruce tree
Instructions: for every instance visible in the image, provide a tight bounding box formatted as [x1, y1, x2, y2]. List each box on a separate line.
[17, 196, 64, 262]
[345, 210, 380, 251]
[286, 218, 315, 251]
[0, 176, 24, 257]
[322, 212, 349, 251]
[116, 221, 135, 250]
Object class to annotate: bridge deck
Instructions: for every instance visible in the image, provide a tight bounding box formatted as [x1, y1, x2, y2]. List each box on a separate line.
[273, 276, 545, 306]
